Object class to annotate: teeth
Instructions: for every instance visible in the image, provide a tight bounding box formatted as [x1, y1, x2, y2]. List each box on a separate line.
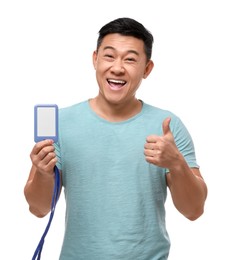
[108, 79, 125, 84]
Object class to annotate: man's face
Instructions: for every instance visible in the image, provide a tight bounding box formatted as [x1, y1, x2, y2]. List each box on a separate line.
[92, 33, 153, 106]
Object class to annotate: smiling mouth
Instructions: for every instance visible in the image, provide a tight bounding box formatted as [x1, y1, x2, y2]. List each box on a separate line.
[107, 79, 126, 90]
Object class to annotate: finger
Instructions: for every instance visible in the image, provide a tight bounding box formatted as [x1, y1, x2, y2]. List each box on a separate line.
[144, 142, 156, 150]
[36, 153, 57, 173]
[41, 151, 57, 166]
[144, 147, 161, 157]
[37, 145, 56, 160]
[146, 135, 159, 143]
[162, 117, 171, 136]
[144, 149, 154, 157]
[145, 151, 161, 164]
[33, 139, 54, 155]
[37, 161, 57, 176]
[30, 145, 55, 167]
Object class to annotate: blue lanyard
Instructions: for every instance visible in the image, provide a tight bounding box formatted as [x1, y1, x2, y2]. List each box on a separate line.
[32, 166, 60, 260]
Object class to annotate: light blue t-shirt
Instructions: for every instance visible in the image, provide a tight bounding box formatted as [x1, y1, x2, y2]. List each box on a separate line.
[55, 100, 198, 260]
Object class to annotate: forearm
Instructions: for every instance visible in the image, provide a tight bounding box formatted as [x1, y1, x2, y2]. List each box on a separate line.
[167, 158, 207, 220]
[24, 168, 55, 218]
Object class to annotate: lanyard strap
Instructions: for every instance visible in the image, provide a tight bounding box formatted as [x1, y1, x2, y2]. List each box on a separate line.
[32, 166, 60, 260]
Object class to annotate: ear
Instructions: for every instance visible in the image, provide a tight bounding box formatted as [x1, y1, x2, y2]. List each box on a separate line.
[92, 51, 97, 70]
[143, 60, 154, 79]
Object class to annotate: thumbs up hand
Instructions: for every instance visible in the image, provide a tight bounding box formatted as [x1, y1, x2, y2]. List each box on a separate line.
[144, 117, 182, 170]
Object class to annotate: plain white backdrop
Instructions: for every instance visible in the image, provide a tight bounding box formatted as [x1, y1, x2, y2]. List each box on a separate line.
[0, 0, 231, 259]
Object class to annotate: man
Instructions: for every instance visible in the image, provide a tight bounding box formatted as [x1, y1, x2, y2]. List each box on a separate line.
[24, 17, 207, 260]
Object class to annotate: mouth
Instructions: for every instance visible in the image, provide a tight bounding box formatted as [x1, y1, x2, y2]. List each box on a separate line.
[107, 79, 126, 90]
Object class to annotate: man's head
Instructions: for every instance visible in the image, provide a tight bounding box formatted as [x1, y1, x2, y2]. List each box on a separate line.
[96, 17, 154, 62]
[92, 17, 154, 109]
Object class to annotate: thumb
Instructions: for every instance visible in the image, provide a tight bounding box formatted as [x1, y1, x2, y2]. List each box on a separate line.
[162, 117, 172, 136]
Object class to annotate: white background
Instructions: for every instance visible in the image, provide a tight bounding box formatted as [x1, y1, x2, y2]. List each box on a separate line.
[1, 0, 231, 259]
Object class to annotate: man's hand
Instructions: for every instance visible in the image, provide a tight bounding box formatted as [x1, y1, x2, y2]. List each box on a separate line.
[144, 117, 182, 170]
[30, 139, 57, 176]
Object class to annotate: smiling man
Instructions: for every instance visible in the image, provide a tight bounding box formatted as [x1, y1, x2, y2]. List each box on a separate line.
[24, 17, 207, 260]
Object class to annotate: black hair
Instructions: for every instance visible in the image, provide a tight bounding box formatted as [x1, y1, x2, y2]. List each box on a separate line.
[96, 17, 154, 61]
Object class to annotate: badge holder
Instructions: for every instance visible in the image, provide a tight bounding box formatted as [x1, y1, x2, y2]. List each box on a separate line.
[32, 104, 59, 260]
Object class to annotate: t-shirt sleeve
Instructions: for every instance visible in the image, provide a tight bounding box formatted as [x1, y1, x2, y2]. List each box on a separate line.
[168, 116, 199, 171]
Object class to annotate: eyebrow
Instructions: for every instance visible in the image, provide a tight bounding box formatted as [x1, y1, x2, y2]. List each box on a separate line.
[103, 46, 139, 56]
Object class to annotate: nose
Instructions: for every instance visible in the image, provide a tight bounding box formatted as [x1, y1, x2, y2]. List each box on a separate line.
[110, 59, 125, 74]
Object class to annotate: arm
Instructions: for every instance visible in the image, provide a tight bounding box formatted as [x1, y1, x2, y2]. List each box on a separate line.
[24, 139, 62, 218]
[144, 117, 207, 220]
[166, 160, 207, 220]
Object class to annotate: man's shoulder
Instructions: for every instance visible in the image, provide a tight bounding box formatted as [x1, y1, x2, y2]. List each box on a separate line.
[142, 101, 176, 118]
[60, 100, 88, 113]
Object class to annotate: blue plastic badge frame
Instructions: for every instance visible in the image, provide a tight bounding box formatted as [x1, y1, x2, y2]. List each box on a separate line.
[34, 104, 59, 143]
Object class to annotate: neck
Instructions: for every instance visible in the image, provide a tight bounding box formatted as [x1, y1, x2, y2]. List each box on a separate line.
[89, 97, 142, 122]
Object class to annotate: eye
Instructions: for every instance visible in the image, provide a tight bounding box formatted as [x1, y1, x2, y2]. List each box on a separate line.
[105, 54, 113, 58]
[125, 57, 137, 63]
[104, 54, 115, 61]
